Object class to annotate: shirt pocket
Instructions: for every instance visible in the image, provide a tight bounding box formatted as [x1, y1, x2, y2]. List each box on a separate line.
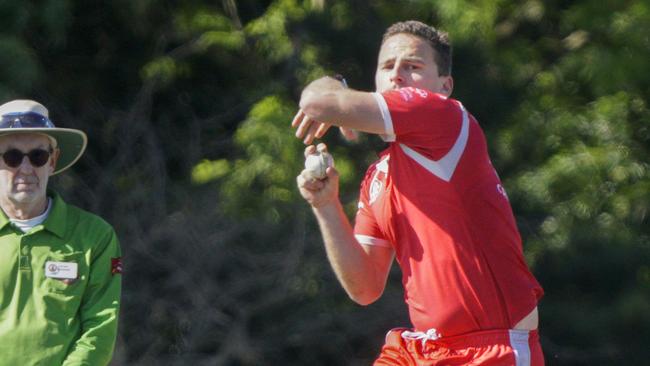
[41, 251, 87, 324]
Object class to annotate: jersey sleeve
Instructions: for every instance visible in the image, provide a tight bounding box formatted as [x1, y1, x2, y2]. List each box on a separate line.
[353, 165, 391, 248]
[373, 87, 463, 161]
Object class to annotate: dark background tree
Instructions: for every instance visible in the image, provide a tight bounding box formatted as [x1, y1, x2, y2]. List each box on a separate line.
[1, 1, 648, 365]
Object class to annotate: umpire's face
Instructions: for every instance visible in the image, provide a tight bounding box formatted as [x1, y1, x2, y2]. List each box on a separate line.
[0, 133, 58, 214]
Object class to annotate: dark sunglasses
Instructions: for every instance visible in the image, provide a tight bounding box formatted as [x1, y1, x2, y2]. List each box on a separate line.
[0, 148, 52, 168]
[0, 112, 55, 129]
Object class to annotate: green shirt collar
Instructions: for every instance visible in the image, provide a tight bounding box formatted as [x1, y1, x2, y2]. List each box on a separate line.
[0, 205, 8, 231]
[42, 190, 68, 238]
[0, 190, 67, 237]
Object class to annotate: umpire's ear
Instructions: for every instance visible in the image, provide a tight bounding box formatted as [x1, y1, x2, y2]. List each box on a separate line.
[48, 148, 61, 176]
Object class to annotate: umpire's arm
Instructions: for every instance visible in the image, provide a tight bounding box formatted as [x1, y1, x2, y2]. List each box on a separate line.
[62, 228, 122, 366]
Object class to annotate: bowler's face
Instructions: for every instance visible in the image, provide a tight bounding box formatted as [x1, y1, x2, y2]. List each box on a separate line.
[0, 134, 57, 210]
[375, 33, 452, 95]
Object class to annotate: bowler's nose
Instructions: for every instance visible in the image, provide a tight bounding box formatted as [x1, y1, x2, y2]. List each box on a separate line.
[389, 71, 404, 85]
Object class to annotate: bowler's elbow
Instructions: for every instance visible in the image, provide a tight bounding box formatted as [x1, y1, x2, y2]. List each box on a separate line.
[347, 286, 384, 306]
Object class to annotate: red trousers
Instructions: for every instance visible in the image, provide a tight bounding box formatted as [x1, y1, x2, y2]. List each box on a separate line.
[374, 328, 544, 366]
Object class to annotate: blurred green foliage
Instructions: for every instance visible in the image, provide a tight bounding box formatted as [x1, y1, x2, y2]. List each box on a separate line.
[1, 0, 649, 365]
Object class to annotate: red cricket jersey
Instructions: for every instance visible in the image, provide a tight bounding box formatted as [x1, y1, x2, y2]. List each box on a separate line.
[353, 87, 543, 336]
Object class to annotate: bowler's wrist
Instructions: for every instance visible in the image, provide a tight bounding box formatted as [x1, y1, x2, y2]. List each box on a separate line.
[311, 197, 342, 216]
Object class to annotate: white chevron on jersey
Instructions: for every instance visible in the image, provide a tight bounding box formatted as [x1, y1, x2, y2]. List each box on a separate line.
[398, 103, 469, 182]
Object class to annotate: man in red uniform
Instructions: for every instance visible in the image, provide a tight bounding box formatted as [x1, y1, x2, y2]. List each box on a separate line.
[293, 20, 544, 365]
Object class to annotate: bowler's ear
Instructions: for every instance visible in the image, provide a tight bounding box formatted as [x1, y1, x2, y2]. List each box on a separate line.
[49, 148, 61, 175]
[441, 76, 454, 97]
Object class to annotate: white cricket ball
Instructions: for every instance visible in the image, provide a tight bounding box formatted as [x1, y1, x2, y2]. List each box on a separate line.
[304, 151, 334, 180]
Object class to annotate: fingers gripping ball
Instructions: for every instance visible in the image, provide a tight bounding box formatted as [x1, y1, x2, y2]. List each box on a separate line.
[304, 151, 334, 180]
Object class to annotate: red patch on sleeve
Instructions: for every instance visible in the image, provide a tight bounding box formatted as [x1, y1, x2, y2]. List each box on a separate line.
[111, 257, 123, 275]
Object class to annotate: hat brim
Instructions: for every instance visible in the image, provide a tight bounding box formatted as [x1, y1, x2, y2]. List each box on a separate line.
[0, 128, 87, 175]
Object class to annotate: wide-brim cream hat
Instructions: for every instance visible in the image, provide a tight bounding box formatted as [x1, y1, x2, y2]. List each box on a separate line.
[0, 99, 87, 174]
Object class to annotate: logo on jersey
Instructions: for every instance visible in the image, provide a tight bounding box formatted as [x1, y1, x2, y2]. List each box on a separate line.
[398, 88, 414, 101]
[492, 168, 509, 201]
[369, 155, 390, 205]
[369, 179, 383, 205]
[398, 87, 429, 102]
[496, 184, 509, 200]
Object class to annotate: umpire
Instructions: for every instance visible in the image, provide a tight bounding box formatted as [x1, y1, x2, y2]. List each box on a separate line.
[0, 99, 122, 365]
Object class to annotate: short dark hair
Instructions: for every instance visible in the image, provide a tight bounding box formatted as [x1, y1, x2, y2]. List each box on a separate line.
[382, 20, 452, 76]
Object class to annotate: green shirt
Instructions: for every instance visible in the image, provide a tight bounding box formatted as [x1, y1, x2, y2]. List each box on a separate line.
[0, 191, 121, 366]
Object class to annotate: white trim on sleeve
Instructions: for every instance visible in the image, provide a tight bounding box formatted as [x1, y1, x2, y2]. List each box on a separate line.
[355, 234, 392, 248]
[371, 92, 396, 142]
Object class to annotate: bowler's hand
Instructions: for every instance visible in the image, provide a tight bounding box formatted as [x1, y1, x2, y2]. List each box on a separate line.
[291, 109, 358, 144]
[297, 143, 339, 208]
[339, 126, 359, 141]
[292, 109, 329, 145]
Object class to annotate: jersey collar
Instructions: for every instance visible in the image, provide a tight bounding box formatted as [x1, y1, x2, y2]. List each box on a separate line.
[41, 190, 67, 238]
